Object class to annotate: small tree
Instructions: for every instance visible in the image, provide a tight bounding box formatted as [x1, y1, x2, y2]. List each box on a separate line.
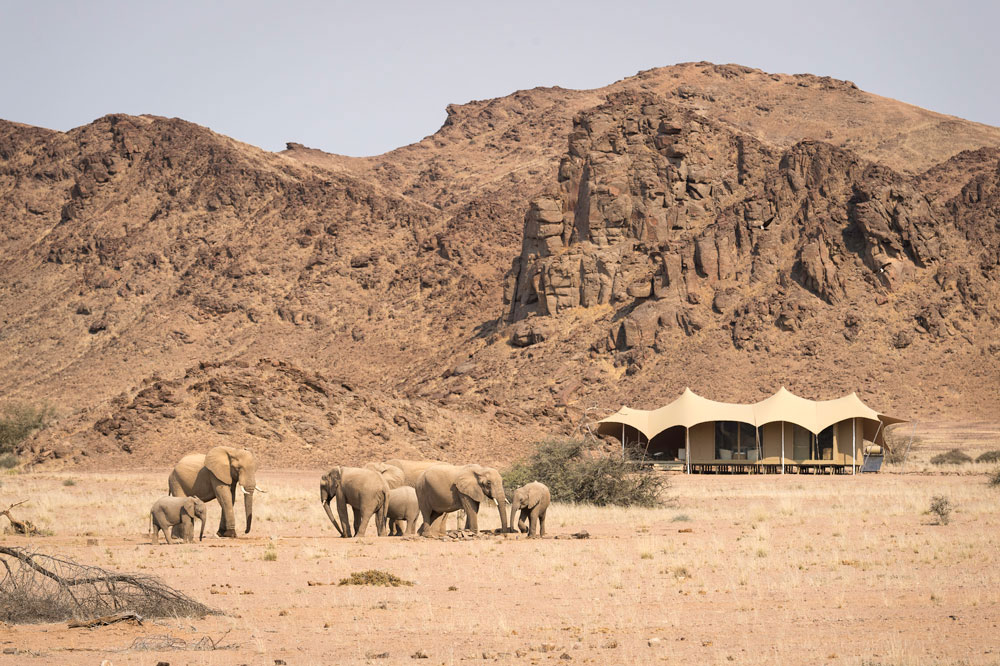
[928, 495, 953, 525]
[0, 403, 57, 461]
[503, 439, 666, 507]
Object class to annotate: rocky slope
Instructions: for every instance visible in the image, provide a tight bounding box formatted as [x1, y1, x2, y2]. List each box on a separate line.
[2, 62, 999, 469]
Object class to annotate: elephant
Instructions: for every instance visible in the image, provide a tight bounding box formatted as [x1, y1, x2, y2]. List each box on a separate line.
[320, 466, 390, 537]
[168, 446, 262, 538]
[415, 464, 509, 536]
[386, 486, 419, 536]
[509, 482, 550, 538]
[384, 459, 445, 488]
[150, 496, 207, 545]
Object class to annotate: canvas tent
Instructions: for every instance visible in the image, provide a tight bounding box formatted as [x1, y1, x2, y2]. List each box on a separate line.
[597, 388, 905, 474]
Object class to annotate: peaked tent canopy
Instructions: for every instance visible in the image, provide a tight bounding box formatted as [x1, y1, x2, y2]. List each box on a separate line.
[597, 387, 904, 443]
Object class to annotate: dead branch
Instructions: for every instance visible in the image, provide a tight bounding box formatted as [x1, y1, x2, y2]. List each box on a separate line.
[0, 546, 220, 623]
[69, 611, 143, 628]
[1, 500, 37, 535]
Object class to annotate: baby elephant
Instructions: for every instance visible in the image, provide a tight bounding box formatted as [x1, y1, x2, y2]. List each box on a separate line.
[150, 496, 207, 545]
[387, 486, 420, 536]
[509, 482, 550, 538]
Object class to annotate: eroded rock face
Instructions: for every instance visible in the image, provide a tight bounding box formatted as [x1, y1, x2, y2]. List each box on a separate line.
[504, 92, 994, 358]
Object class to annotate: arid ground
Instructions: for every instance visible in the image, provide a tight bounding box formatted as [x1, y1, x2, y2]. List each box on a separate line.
[2, 431, 999, 666]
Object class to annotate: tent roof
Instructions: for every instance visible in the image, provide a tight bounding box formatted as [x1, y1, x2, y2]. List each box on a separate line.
[597, 387, 904, 440]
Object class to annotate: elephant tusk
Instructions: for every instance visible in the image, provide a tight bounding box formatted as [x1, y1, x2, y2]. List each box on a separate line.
[254, 486, 268, 493]
[241, 487, 251, 495]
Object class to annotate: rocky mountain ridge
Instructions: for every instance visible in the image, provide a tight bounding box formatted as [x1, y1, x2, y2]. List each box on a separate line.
[2, 62, 999, 469]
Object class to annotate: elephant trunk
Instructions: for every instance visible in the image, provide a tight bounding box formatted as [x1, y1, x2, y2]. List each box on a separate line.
[243, 490, 253, 534]
[321, 487, 345, 536]
[495, 488, 510, 533]
[509, 499, 519, 533]
[199, 512, 206, 541]
[239, 470, 257, 534]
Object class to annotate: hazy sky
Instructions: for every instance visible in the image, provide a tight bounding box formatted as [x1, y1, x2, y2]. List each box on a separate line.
[1, 1, 997, 156]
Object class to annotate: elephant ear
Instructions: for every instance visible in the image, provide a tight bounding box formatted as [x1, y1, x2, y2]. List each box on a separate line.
[455, 467, 486, 503]
[183, 498, 197, 518]
[382, 464, 405, 490]
[204, 446, 233, 485]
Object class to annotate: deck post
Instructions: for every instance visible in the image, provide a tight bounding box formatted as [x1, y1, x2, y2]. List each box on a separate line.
[852, 417, 856, 475]
[685, 427, 691, 474]
[780, 421, 785, 475]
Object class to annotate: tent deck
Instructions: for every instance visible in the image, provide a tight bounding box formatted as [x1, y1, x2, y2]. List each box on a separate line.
[641, 461, 858, 474]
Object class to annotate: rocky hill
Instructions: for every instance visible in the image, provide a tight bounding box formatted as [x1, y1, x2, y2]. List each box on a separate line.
[2, 62, 999, 469]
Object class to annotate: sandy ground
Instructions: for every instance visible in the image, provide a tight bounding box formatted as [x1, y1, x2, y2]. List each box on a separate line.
[1, 468, 999, 665]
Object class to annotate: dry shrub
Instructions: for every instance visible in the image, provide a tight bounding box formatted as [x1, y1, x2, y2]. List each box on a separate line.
[0, 403, 56, 456]
[975, 450, 1000, 464]
[338, 570, 413, 587]
[928, 495, 953, 525]
[988, 469, 1000, 488]
[0, 547, 219, 623]
[503, 439, 667, 507]
[930, 449, 972, 465]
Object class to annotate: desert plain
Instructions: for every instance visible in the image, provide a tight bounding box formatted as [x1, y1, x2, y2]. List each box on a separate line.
[2, 425, 999, 666]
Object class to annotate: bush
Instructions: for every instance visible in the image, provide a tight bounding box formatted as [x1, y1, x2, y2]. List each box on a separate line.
[0, 453, 18, 469]
[975, 450, 1000, 464]
[0, 403, 56, 455]
[338, 570, 413, 587]
[502, 439, 667, 507]
[988, 469, 1000, 488]
[928, 495, 953, 525]
[930, 449, 972, 466]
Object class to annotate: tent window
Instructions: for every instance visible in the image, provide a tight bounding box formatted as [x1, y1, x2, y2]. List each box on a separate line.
[817, 426, 834, 460]
[715, 422, 758, 460]
[715, 422, 738, 459]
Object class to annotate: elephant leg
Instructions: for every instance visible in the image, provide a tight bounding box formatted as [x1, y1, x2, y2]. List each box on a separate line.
[416, 496, 434, 536]
[518, 509, 529, 534]
[182, 516, 194, 543]
[459, 496, 480, 533]
[538, 509, 547, 538]
[337, 496, 352, 538]
[404, 510, 418, 536]
[215, 481, 237, 538]
[528, 509, 539, 538]
[354, 506, 369, 537]
[390, 520, 401, 536]
[425, 510, 446, 536]
[161, 520, 174, 545]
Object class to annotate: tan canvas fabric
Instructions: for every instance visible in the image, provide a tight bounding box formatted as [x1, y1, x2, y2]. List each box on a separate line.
[597, 387, 904, 441]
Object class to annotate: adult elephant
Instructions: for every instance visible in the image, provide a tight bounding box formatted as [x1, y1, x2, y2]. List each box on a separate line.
[385, 459, 442, 488]
[415, 464, 509, 536]
[320, 466, 389, 537]
[168, 446, 261, 538]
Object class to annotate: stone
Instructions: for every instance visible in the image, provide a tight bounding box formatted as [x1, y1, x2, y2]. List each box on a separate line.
[510, 321, 549, 347]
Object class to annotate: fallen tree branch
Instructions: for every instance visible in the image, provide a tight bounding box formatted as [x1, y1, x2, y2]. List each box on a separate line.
[0, 546, 220, 623]
[69, 610, 143, 628]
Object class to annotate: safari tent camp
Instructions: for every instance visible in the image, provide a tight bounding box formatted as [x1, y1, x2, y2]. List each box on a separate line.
[597, 388, 905, 474]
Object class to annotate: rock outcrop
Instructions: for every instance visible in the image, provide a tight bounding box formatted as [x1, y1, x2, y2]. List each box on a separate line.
[503, 91, 998, 371]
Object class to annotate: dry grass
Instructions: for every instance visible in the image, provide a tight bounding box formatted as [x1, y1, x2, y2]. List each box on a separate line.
[0, 466, 998, 664]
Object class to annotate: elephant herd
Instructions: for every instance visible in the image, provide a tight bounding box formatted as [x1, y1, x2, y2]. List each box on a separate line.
[149, 447, 551, 544]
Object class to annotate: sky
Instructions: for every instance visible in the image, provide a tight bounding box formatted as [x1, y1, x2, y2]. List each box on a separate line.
[1, 1, 997, 157]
